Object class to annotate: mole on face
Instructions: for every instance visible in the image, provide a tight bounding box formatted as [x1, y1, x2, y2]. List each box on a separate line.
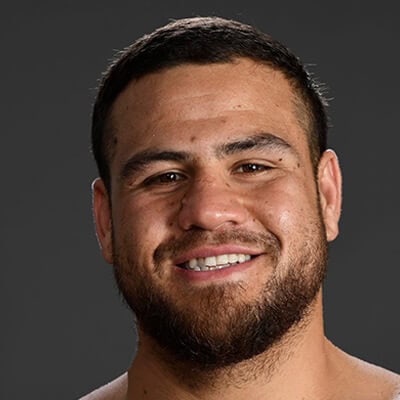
[190, 136, 197, 143]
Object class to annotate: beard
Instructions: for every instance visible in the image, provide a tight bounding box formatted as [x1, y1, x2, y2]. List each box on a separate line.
[112, 219, 327, 371]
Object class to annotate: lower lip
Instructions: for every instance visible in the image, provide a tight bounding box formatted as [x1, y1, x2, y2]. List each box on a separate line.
[174, 257, 257, 283]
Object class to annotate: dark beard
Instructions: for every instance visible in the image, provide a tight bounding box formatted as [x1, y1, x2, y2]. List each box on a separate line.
[113, 225, 327, 371]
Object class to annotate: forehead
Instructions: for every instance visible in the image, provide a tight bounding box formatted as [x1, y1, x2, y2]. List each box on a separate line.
[109, 58, 309, 166]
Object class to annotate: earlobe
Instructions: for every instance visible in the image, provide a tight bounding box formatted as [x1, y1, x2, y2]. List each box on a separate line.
[317, 150, 342, 242]
[92, 178, 113, 264]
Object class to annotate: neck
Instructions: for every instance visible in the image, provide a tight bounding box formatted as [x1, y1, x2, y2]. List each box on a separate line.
[126, 292, 337, 400]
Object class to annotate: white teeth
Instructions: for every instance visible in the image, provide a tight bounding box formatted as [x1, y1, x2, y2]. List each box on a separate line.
[228, 254, 238, 263]
[217, 254, 229, 265]
[182, 253, 253, 271]
[238, 254, 246, 263]
[205, 256, 217, 266]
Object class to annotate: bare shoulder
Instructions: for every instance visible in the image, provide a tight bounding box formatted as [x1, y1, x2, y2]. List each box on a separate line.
[79, 373, 128, 400]
[359, 361, 400, 400]
[356, 360, 400, 400]
[331, 345, 400, 400]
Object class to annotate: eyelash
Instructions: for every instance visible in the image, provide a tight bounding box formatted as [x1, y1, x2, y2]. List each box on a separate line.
[143, 171, 186, 186]
[234, 162, 272, 174]
[141, 162, 273, 187]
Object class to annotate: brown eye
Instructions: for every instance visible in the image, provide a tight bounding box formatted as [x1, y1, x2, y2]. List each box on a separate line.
[237, 163, 271, 173]
[144, 171, 185, 186]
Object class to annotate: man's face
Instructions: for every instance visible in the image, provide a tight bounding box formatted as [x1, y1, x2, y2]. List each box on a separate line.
[93, 58, 341, 368]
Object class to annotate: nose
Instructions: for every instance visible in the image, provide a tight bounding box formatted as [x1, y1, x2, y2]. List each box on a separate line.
[177, 175, 248, 231]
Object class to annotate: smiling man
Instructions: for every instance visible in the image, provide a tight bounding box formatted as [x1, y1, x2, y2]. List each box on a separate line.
[82, 17, 400, 400]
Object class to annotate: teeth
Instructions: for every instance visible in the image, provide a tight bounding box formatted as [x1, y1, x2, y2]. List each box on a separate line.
[228, 254, 238, 263]
[181, 253, 253, 271]
[217, 254, 229, 265]
[205, 256, 217, 267]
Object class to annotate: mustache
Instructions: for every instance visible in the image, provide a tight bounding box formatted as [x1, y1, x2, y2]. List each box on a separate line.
[153, 229, 281, 265]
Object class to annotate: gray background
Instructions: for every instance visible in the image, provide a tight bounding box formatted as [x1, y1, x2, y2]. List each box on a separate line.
[1, 1, 399, 399]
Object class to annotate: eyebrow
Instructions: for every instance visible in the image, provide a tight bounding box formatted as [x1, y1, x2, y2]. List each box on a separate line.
[120, 132, 297, 181]
[215, 132, 296, 158]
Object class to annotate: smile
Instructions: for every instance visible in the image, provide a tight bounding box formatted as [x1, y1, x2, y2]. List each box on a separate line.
[179, 253, 252, 271]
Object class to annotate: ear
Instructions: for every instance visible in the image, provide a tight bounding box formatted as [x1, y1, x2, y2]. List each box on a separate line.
[92, 178, 113, 264]
[317, 150, 342, 242]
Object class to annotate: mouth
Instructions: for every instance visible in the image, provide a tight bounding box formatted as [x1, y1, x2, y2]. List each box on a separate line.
[177, 253, 254, 272]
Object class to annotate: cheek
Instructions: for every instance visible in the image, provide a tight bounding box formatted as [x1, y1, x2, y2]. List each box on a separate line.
[114, 195, 183, 255]
[250, 178, 317, 234]
[256, 200, 300, 236]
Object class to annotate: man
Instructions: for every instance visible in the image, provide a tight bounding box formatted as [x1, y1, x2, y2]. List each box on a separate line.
[83, 17, 400, 400]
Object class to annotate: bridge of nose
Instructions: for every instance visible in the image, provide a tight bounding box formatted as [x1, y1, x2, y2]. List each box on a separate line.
[177, 172, 249, 231]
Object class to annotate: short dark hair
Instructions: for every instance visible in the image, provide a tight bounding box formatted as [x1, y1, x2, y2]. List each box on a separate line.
[92, 16, 328, 191]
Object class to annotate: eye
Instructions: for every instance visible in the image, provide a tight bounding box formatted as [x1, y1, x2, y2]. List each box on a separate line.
[143, 171, 186, 186]
[235, 163, 272, 174]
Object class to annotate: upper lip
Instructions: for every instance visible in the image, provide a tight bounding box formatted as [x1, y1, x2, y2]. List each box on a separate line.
[173, 245, 263, 265]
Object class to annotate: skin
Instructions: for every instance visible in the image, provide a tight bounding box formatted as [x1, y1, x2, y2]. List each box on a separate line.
[84, 59, 400, 400]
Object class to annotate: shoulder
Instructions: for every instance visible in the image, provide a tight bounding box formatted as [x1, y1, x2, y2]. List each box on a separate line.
[79, 373, 128, 400]
[333, 347, 400, 400]
[363, 363, 400, 400]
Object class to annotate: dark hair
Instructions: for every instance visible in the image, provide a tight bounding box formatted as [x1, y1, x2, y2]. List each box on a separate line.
[92, 17, 328, 191]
